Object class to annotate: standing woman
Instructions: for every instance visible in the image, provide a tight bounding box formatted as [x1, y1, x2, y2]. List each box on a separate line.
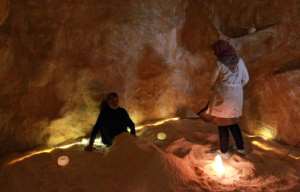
[199, 40, 249, 157]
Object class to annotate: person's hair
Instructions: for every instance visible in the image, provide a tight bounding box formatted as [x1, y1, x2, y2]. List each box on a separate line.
[100, 92, 118, 110]
[212, 40, 239, 71]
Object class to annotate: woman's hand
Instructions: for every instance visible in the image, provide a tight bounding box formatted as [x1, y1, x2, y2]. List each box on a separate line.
[197, 102, 209, 115]
[198, 112, 213, 123]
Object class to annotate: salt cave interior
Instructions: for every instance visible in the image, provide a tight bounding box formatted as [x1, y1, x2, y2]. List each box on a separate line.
[0, 0, 300, 192]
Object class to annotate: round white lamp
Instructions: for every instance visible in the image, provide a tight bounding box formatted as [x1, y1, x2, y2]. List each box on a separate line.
[57, 155, 70, 167]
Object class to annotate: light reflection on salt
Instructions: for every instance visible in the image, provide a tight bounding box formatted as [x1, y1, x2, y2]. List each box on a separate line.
[213, 155, 225, 177]
[204, 156, 242, 185]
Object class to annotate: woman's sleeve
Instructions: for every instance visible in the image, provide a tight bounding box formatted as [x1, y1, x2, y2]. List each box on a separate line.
[124, 109, 136, 136]
[241, 60, 250, 86]
[88, 113, 103, 146]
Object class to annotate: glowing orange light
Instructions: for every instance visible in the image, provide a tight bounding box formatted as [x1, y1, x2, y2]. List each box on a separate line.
[204, 155, 241, 184]
[288, 154, 300, 160]
[136, 117, 180, 131]
[246, 129, 276, 141]
[251, 141, 274, 151]
[7, 148, 55, 165]
[7, 138, 104, 165]
[214, 155, 225, 177]
[251, 140, 289, 156]
[257, 128, 276, 140]
[251, 141, 300, 161]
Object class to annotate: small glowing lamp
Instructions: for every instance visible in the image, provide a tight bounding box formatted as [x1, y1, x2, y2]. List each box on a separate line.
[157, 132, 167, 141]
[214, 155, 225, 177]
[57, 155, 70, 167]
[258, 127, 276, 140]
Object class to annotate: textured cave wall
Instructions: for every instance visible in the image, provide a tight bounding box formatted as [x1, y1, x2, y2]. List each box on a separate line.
[0, 0, 218, 154]
[197, 0, 300, 146]
[0, 0, 299, 155]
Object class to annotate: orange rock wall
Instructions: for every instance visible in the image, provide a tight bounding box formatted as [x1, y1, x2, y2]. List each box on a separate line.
[0, 0, 299, 154]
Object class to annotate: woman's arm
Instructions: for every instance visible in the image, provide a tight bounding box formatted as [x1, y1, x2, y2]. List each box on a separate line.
[197, 64, 221, 116]
[86, 113, 103, 150]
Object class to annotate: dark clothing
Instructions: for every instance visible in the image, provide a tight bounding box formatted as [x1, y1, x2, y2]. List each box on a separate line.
[218, 124, 244, 153]
[89, 106, 135, 146]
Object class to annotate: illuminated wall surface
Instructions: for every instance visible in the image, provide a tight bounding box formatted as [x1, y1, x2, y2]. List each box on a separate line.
[0, 0, 299, 155]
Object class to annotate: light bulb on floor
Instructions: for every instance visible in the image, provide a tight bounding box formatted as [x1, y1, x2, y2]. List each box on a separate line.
[214, 155, 225, 177]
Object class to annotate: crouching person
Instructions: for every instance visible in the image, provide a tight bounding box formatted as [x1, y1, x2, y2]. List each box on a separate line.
[85, 92, 136, 151]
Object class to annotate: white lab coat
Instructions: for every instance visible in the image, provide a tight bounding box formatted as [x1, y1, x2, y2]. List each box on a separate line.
[207, 58, 249, 118]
